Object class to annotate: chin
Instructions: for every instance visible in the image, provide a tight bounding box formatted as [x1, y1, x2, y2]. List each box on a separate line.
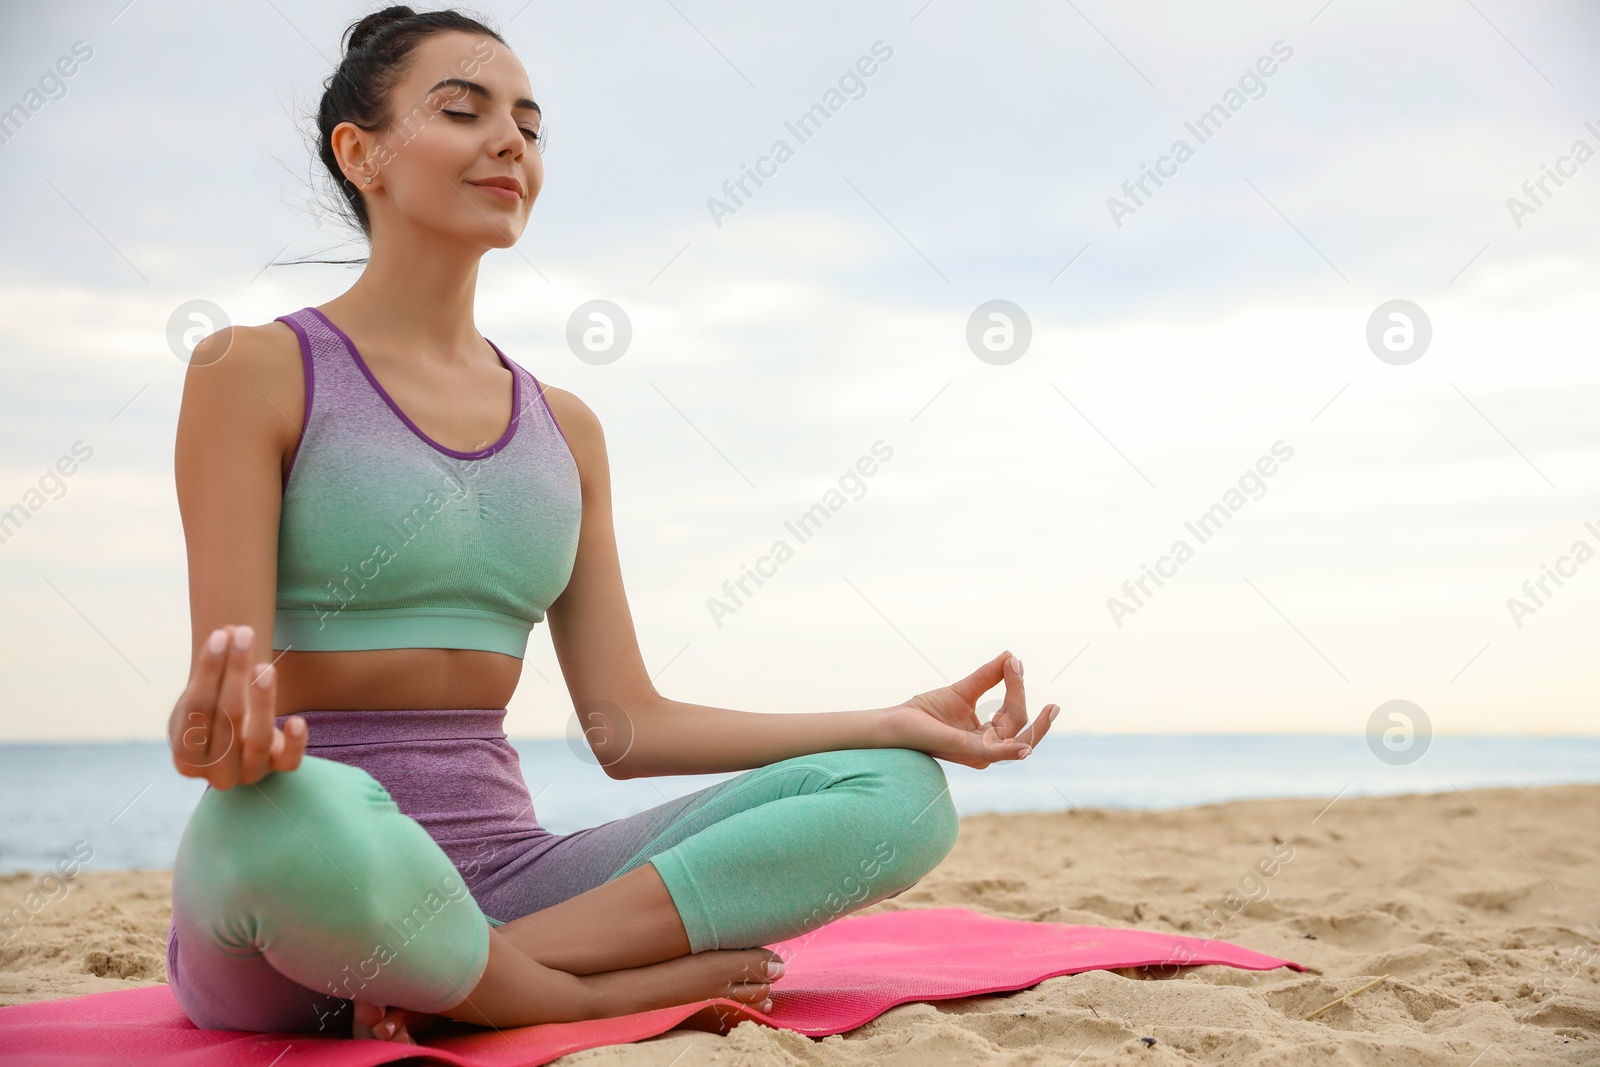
[439, 216, 526, 249]
[481, 224, 526, 249]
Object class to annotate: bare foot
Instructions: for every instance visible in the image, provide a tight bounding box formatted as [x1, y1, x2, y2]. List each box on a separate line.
[589, 947, 786, 1016]
[351, 999, 448, 1043]
[351, 949, 783, 1038]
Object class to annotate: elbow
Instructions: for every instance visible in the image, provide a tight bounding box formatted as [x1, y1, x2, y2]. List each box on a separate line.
[597, 735, 652, 780]
[581, 692, 659, 781]
[599, 755, 634, 781]
[601, 748, 662, 780]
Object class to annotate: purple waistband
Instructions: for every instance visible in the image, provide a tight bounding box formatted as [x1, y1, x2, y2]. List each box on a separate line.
[259, 705, 554, 926]
[273, 707, 508, 747]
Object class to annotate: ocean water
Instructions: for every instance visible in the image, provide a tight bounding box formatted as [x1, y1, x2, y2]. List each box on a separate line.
[0, 734, 1595, 874]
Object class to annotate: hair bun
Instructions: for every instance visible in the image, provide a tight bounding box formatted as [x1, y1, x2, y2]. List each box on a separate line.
[345, 5, 417, 53]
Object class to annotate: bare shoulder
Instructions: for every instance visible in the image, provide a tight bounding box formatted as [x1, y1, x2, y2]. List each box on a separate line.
[180, 318, 307, 465]
[538, 383, 607, 480]
[187, 318, 301, 385]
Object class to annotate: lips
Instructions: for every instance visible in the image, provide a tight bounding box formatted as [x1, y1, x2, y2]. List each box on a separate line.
[468, 176, 524, 200]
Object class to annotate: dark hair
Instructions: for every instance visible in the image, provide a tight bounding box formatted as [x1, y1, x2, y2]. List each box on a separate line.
[321, 5, 512, 237]
[281, 5, 513, 266]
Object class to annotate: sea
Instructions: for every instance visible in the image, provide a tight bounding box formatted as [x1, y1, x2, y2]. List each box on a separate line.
[1, 734, 1596, 874]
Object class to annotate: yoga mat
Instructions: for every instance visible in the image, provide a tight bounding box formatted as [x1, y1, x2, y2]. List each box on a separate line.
[0, 907, 1304, 1066]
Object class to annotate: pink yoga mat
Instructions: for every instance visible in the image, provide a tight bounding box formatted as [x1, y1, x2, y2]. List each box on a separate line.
[0, 907, 1304, 1066]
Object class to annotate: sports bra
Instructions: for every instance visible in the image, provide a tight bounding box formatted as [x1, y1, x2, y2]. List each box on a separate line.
[269, 306, 582, 660]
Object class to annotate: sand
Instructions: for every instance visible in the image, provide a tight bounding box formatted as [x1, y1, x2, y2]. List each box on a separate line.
[2, 783, 1596, 1065]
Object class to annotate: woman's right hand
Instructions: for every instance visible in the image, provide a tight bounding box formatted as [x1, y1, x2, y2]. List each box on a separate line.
[169, 623, 307, 790]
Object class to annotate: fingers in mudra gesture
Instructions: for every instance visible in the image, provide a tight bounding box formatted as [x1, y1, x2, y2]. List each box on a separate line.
[890, 650, 1060, 769]
[168, 623, 308, 790]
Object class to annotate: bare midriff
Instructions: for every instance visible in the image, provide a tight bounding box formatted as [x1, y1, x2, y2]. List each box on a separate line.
[273, 648, 522, 714]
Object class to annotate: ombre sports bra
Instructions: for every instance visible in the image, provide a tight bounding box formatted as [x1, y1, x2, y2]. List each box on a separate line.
[269, 307, 581, 660]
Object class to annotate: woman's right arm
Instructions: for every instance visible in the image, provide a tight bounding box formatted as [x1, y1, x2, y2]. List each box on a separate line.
[169, 323, 308, 789]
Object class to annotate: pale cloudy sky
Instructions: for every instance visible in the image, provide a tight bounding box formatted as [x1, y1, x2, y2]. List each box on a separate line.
[1, 0, 1597, 742]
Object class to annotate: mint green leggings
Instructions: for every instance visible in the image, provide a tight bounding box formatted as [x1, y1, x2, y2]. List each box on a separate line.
[167, 735, 960, 1033]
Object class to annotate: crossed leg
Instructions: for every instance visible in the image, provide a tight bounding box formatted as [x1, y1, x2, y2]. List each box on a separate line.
[363, 745, 961, 1041]
[169, 757, 784, 1037]
[169, 747, 959, 1038]
[487, 746, 961, 972]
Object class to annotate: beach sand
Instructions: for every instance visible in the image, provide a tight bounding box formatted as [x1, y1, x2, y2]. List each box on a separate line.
[2, 783, 1595, 1064]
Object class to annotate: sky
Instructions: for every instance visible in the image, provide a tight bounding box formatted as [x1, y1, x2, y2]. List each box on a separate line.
[1, 0, 1597, 742]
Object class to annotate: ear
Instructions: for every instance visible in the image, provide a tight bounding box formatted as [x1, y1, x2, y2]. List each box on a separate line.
[329, 121, 379, 188]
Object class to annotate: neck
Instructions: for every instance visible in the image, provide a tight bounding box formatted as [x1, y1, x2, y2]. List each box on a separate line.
[321, 210, 492, 365]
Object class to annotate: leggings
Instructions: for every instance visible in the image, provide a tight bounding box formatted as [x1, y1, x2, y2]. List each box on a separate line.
[165, 708, 960, 1034]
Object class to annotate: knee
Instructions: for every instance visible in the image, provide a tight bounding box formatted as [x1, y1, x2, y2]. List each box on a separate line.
[176, 757, 393, 904]
[857, 748, 960, 889]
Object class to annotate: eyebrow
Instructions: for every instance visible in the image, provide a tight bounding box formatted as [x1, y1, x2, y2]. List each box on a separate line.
[428, 77, 540, 115]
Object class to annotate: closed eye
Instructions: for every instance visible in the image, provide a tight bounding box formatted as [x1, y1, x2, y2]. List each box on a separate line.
[442, 110, 543, 146]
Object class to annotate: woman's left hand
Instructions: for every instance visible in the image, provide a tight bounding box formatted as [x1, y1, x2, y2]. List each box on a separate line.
[883, 650, 1058, 769]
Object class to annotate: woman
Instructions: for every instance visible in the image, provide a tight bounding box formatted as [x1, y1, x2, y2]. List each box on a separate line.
[166, 5, 1059, 1043]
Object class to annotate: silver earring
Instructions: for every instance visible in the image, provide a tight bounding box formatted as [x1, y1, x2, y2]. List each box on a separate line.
[363, 174, 373, 184]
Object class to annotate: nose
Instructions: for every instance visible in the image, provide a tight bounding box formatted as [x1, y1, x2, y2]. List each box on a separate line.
[490, 115, 525, 162]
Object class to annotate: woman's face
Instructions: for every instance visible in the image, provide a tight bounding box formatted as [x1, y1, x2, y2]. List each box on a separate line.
[335, 31, 544, 249]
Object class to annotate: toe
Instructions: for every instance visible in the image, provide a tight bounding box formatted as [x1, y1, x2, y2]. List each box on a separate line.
[352, 1000, 383, 1028]
[727, 981, 771, 1005]
[741, 948, 783, 981]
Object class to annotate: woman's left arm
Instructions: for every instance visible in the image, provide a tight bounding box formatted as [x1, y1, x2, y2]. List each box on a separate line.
[543, 389, 1059, 779]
